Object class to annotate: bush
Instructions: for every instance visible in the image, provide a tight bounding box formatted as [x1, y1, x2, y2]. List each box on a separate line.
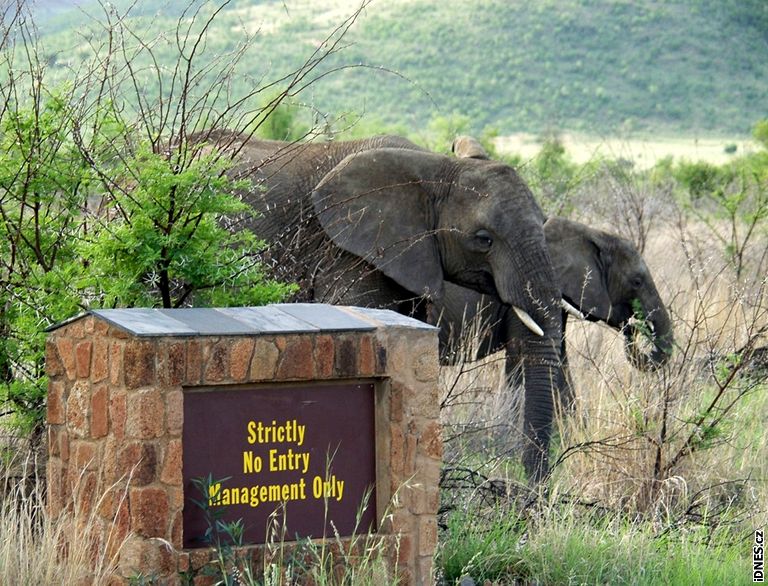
[0, 1, 314, 436]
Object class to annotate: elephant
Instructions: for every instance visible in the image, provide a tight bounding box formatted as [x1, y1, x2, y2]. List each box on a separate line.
[193, 130, 566, 483]
[442, 136, 673, 406]
[437, 217, 674, 383]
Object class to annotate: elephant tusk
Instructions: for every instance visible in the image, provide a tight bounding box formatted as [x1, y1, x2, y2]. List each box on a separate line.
[561, 298, 585, 320]
[628, 315, 656, 334]
[513, 306, 545, 337]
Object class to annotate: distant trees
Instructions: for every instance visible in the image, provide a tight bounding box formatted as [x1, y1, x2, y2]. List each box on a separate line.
[29, 0, 768, 137]
[753, 118, 768, 150]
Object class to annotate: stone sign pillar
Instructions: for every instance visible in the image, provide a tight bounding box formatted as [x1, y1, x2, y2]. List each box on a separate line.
[46, 305, 441, 585]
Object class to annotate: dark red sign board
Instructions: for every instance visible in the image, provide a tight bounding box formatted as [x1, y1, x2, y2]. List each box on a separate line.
[182, 382, 377, 548]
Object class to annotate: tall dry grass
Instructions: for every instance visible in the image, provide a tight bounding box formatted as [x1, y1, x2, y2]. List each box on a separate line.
[440, 213, 768, 534]
[0, 455, 130, 584]
[557, 216, 767, 509]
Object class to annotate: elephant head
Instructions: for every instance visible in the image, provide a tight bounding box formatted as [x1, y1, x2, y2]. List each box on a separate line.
[450, 134, 673, 370]
[311, 147, 564, 482]
[544, 217, 673, 369]
[312, 148, 559, 329]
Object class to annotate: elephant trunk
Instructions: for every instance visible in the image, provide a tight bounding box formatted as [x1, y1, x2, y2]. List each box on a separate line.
[495, 234, 565, 484]
[520, 333, 562, 484]
[624, 304, 673, 370]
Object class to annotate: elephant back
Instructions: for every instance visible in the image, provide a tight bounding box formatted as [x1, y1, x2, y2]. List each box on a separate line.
[208, 134, 426, 291]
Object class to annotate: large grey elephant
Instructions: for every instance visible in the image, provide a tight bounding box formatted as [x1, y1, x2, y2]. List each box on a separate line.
[194, 130, 565, 482]
[443, 136, 673, 404]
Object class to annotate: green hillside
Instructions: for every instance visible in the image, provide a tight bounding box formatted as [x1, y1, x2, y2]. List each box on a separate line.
[33, 0, 768, 136]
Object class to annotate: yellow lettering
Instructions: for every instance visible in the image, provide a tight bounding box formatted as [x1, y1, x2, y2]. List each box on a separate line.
[208, 479, 308, 508]
[243, 451, 262, 474]
[310, 475, 345, 501]
[294, 479, 306, 501]
[208, 483, 221, 506]
[267, 448, 310, 472]
[244, 420, 307, 445]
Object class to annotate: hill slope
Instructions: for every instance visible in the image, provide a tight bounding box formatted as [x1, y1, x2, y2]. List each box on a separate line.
[33, 0, 768, 136]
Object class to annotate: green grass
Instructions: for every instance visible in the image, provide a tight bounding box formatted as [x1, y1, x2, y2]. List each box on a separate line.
[438, 505, 754, 585]
[33, 0, 768, 137]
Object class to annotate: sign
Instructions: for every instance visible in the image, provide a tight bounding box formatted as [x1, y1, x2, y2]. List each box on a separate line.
[182, 382, 377, 548]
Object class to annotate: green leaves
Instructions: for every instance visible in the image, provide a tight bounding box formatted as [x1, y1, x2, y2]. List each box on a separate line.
[0, 91, 295, 436]
[80, 144, 294, 309]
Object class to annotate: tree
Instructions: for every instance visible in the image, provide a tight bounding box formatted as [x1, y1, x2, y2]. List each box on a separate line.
[424, 112, 471, 152]
[0, 0, 367, 435]
[0, 8, 90, 433]
[753, 118, 768, 150]
[523, 134, 580, 215]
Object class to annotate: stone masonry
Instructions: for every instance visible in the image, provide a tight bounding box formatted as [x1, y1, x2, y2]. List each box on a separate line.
[46, 305, 442, 585]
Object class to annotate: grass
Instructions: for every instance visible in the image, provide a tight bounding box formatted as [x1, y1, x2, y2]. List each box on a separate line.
[438, 502, 754, 585]
[495, 133, 762, 170]
[34, 0, 768, 136]
[0, 455, 398, 584]
[0, 456, 129, 584]
[438, 168, 768, 584]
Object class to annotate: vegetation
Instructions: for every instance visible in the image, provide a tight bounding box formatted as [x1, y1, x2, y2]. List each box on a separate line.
[438, 505, 752, 585]
[0, 1, 305, 436]
[0, 464, 128, 584]
[437, 122, 768, 584]
[1, 1, 767, 584]
[32, 0, 768, 137]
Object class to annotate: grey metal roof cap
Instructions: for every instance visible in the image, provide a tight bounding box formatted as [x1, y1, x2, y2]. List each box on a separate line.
[46, 305, 436, 337]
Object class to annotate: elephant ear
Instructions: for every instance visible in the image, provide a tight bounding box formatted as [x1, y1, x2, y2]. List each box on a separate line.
[452, 135, 490, 160]
[311, 148, 446, 300]
[545, 218, 612, 320]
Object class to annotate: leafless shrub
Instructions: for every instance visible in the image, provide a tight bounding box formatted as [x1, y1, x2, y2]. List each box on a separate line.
[572, 162, 673, 254]
[438, 309, 523, 473]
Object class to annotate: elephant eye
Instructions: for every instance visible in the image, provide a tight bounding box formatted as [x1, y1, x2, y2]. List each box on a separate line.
[630, 275, 644, 289]
[474, 230, 493, 250]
